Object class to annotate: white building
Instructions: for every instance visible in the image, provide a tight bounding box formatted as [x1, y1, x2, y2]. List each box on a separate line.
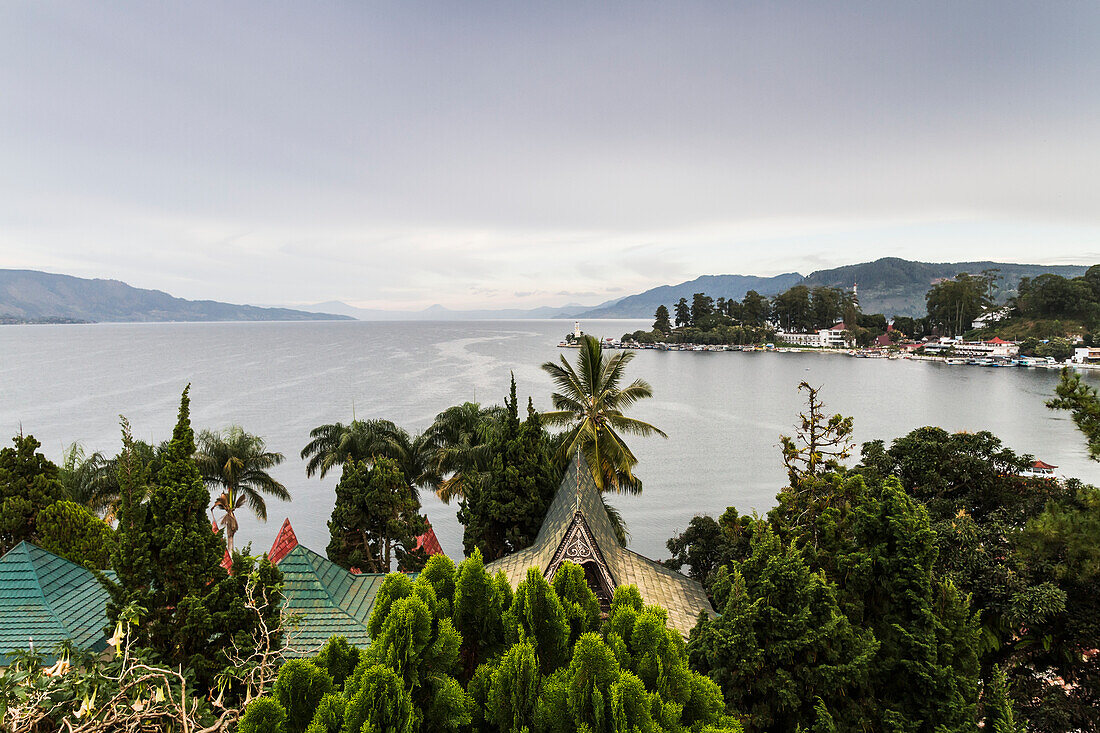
[778, 322, 854, 349]
[1073, 347, 1100, 364]
[952, 338, 1019, 358]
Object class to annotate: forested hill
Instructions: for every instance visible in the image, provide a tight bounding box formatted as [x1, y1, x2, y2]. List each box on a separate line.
[0, 270, 351, 323]
[803, 258, 1088, 317]
[572, 272, 804, 318]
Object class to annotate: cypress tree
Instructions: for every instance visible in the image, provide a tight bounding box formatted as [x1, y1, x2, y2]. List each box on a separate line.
[0, 433, 64, 553]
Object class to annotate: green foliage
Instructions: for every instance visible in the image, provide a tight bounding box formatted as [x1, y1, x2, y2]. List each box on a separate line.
[504, 569, 570, 675]
[779, 382, 853, 482]
[665, 508, 757, 585]
[35, 499, 115, 568]
[418, 553, 458, 617]
[454, 549, 508, 677]
[550, 562, 601, 646]
[275, 659, 335, 733]
[926, 272, 991, 336]
[688, 527, 876, 733]
[458, 378, 558, 561]
[239, 696, 289, 733]
[1049, 368, 1100, 461]
[343, 664, 416, 733]
[487, 642, 539, 732]
[541, 335, 667, 494]
[326, 457, 427, 573]
[315, 636, 361, 689]
[305, 693, 346, 733]
[653, 304, 672, 333]
[0, 434, 64, 554]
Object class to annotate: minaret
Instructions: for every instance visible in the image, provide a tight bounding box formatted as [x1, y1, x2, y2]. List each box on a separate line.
[852, 281, 859, 305]
[574, 321, 582, 338]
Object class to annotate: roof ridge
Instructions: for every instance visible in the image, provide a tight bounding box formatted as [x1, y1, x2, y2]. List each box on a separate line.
[21, 543, 92, 642]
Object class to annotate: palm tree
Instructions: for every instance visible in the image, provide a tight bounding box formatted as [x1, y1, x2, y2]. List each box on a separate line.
[195, 427, 290, 554]
[422, 402, 507, 503]
[59, 443, 119, 517]
[300, 418, 437, 498]
[541, 335, 667, 493]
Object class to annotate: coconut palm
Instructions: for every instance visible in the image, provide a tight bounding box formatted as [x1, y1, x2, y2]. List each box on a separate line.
[423, 402, 507, 503]
[541, 335, 667, 493]
[195, 426, 290, 554]
[300, 418, 437, 497]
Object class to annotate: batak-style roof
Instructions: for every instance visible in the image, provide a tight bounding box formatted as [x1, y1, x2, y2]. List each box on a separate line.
[0, 542, 115, 664]
[269, 520, 391, 655]
[485, 453, 714, 636]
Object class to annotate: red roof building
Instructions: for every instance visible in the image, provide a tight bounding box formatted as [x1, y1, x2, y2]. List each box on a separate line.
[985, 337, 1012, 344]
[1032, 460, 1058, 470]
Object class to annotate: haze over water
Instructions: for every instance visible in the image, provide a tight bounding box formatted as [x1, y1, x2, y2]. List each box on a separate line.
[2, 319, 1096, 561]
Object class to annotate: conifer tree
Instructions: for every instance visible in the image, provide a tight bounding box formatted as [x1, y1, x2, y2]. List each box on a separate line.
[551, 561, 601, 647]
[458, 378, 556, 560]
[0, 433, 64, 553]
[326, 456, 427, 572]
[453, 548, 508, 678]
[653, 304, 672, 333]
[504, 568, 571, 675]
[688, 526, 877, 733]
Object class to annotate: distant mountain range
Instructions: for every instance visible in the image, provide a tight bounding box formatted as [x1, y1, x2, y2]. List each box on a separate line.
[0, 270, 350, 323]
[570, 273, 804, 319]
[3, 258, 1091, 324]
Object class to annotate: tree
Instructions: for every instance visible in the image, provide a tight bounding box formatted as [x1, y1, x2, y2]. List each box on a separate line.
[541, 334, 667, 493]
[926, 273, 989, 336]
[653, 304, 672, 333]
[196, 426, 290, 555]
[1048, 368, 1100, 461]
[58, 442, 118, 517]
[779, 382, 853, 483]
[35, 499, 116, 568]
[458, 379, 557, 560]
[239, 697, 288, 733]
[504, 568, 571, 675]
[453, 549, 508, 678]
[274, 659, 334, 733]
[740, 290, 770, 328]
[688, 527, 876, 733]
[301, 419, 437, 498]
[423, 402, 506, 503]
[0, 434, 64, 554]
[691, 292, 715, 324]
[675, 297, 691, 327]
[326, 457, 427, 573]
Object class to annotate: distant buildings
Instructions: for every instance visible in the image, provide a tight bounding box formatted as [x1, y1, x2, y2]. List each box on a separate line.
[777, 322, 855, 349]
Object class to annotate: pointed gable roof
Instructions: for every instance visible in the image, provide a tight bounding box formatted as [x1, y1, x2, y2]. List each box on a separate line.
[0, 542, 115, 664]
[274, 543, 387, 655]
[268, 518, 300, 565]
[485, 453, 714, 636]
[414, 524, 444, 557]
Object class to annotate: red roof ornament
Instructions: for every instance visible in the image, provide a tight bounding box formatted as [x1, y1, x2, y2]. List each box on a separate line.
[985, 337, 1011, 344]
[415, 524, 444, 557]
[1032, 460, 1058, 470]
[268, 518, 299, 565]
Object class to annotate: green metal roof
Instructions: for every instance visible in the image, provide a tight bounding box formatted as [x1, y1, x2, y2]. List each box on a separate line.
[0, 542, 114, 664]
[276, 544, 387, 656]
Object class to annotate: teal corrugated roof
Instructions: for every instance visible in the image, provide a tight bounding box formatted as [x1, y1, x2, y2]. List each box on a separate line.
[0, 542, 114, 664]
[276, 545, 387, 656]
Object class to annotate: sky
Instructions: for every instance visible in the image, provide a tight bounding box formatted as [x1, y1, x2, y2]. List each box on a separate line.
[1, 2, 1099, 310]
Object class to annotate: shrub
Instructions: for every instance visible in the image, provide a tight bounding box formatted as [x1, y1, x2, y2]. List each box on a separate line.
[274, 660, 334, 733]
[304, 693, 346, 733]
[315, 636, 360, 689]
[238, 696, 288, 733]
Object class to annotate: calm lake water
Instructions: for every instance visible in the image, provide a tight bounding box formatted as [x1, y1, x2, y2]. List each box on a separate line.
[2, 319, 1097, 561]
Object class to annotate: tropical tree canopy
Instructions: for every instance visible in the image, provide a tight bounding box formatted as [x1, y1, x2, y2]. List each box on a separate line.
[540, 335, 667, 494]
[195, 425, 289, 554]
[300, 418, 437, 497]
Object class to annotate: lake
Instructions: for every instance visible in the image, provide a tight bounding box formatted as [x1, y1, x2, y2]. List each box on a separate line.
[1, 319, 1096, 561]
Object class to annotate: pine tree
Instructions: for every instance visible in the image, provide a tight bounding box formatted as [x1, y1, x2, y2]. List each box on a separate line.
[142, 386, 226, 671]
[688, 526, 877, 733]
[0, 433, 64, 553]
[653, 304, 672, 333]
[453, 549, 507, 678]
[675, 297, 691, 327]
[504, 568, 571, 675]
[326, 456, 426, 572]
[458, 378, 556, 561]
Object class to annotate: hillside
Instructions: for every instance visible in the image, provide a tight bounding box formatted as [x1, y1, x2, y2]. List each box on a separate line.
[0, 270, 351, 323]
[571, 273, 804, 319]
[803, 258, 1089, 317]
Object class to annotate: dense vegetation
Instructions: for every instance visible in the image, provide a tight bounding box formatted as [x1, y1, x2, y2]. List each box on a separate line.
[239, 554, 740, 733]
[667, 377, 1100, 732]
[3, 340, 1099, 732]
[622, 285, 890, 346]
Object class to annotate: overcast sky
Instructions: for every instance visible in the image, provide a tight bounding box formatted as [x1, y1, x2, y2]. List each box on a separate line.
[1, 2, 1098, 310]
